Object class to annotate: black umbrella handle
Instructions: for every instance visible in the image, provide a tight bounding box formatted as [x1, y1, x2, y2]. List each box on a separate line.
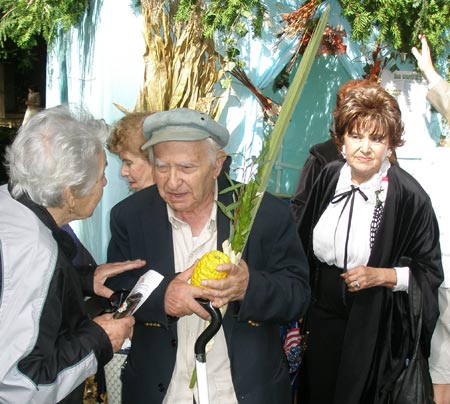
[194, 298, 223, 362]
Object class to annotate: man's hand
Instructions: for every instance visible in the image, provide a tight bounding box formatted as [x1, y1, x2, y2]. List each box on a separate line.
[164, 264, 211, 320]
[94, 259, 146, 298]
[93, 313, 135, 352]
[201, 259, 250, 308]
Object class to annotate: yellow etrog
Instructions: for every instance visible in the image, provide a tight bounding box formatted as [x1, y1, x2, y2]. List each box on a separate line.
[191, 250, 230, 287]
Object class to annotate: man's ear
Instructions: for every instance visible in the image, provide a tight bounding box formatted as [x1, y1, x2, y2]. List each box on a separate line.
[213, 150, 227, 179]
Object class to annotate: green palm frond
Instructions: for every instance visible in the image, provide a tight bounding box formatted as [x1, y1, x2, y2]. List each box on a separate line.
[221, 5, 330, 256]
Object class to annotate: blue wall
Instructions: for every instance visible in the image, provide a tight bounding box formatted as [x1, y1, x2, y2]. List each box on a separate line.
[45, 0, 445, 262]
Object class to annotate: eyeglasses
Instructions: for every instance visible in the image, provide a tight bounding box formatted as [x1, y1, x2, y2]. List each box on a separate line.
[84, 289, 131, 318]
[107, 289, 131, 313]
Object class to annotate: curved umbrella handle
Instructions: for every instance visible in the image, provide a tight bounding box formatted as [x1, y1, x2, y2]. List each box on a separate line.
[194, 298, 223, 404]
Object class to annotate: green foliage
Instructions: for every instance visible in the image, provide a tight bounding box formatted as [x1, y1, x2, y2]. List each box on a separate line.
[339, 0, 450, 57]
[177, 0, 265, 38]
[0, 0, 89, 50]
[218, 159, 262, 254]
[0, 38, 41, 69]
[176, 0, 265, 68]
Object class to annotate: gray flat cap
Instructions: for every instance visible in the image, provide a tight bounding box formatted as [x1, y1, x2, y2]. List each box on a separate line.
[141, 108, 229, 150]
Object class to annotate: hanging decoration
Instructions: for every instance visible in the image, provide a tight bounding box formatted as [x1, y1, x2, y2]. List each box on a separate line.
[229, 66, 281, 124]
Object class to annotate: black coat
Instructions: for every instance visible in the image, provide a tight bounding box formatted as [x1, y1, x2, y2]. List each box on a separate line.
[106, 176, 311, 404]
[297, 160, 443, 404]
[291, 138, 342, 222]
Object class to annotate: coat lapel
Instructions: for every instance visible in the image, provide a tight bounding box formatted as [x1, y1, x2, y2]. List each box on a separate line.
[142, 189, 175, 275]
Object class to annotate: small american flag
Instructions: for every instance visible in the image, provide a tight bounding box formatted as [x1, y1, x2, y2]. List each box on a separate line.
[280, 319, 308, 376]
[284, 326, 301, 354]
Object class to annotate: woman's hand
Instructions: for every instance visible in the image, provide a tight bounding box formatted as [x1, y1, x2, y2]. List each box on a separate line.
[93, 313, 135, 352]
[94, 259, 146, 298]
[341, 265, 398, 291]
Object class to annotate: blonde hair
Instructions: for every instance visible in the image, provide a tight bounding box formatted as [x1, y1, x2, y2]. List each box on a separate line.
[108, 111, 153, 159]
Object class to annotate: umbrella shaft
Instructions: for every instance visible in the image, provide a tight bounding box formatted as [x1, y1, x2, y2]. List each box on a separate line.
[195, 360, 209, 404]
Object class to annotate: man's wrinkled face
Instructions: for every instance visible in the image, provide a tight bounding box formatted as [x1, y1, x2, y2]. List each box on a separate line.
[152, 140, 224, 217]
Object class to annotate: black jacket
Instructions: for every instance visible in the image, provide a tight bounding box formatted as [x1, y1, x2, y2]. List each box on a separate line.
[291, 138, 341, 223]
[106, 176, 311, 403]
[297, 161, 443, 404]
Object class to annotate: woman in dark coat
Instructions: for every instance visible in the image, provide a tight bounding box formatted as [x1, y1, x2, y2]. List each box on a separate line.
[296, 85, 443, 404]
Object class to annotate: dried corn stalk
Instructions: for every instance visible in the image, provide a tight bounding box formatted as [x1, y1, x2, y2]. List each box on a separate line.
[134, 0, 227, 119]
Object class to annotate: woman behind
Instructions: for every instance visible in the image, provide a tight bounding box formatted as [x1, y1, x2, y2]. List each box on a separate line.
[108, 111, 154, 191]
[104, 111, 154, 404]
[0, 105, 143, 403]
[297, 85, 443, 404]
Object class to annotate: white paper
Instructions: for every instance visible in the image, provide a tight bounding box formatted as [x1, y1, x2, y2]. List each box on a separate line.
[128, 269, 164, 314]
[118, 269, 164, 351]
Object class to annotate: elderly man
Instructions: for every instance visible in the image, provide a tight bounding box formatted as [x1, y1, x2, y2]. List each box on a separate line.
[106, 108, 310, 404]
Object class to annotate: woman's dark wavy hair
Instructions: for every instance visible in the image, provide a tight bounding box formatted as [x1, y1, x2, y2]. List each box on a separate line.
[331, 85, 405, 162]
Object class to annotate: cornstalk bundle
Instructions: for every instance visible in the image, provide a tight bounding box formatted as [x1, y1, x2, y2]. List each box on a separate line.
[135, 0, 226, 118]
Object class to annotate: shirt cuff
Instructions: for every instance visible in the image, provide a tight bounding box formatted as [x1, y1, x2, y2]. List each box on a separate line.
[392, 266, 409, 292]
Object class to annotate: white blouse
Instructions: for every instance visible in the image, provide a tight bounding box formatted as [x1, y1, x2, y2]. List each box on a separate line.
[313, 159, 390, 270]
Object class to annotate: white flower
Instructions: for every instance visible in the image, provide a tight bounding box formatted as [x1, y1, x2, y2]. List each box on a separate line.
[222, 239, 242, 265]
[376, 176, 389, 204]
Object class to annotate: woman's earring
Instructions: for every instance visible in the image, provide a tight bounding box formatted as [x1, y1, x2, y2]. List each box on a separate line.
[341, 145, 346, 158]
[386, 149, 392, 158]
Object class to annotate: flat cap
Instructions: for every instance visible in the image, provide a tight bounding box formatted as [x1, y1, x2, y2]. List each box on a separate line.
[141, 108, 229, 150]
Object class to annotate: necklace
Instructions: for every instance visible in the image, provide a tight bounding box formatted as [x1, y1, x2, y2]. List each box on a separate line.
[370, 175, 388, 248]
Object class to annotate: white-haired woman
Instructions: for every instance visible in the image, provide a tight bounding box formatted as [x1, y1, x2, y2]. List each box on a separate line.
[0, 105, 144, 404]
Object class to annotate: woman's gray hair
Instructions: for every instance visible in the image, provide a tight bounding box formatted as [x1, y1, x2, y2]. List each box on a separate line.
[147, 137, 221, 166]
[5, 105, 110, 207]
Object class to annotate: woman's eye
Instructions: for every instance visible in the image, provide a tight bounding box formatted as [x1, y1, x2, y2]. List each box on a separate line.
[371, 135, 385, 143]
